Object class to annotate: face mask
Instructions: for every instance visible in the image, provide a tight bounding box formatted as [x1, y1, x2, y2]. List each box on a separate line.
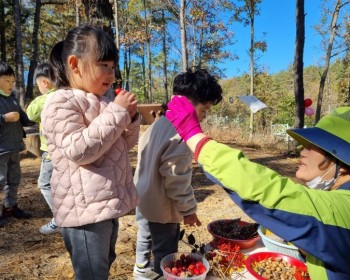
[0, 89, 11, 97]
[306, 164, 338, 190]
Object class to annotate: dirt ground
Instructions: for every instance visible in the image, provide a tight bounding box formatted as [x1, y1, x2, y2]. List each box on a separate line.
[0, 128, 299, 280]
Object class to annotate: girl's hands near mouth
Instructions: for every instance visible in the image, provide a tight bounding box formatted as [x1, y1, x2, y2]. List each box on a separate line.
[113, 89, 138, 118]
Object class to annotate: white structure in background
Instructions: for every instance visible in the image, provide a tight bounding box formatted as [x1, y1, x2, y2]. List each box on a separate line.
[237, 95, 267, 113]
[270, 123, 292, 143]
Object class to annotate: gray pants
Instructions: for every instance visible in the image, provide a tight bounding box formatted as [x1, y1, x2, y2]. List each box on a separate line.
[135, 208, 180, 275]
[61, 219, 119, 280]
[38, 152, 54, 211]
[0, 152, 21, 208]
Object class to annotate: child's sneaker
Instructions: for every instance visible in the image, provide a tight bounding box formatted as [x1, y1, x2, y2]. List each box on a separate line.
[39, 219, 60, 235]
[2, 205, 32, 219]
[133, 263, 153, 279]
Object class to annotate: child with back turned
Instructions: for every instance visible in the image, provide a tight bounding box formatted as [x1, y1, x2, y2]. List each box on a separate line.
[27, 62, 58, 234]
[0, 61, 33, 226]
[41, 25, 140, 280]
[133, 68, 223, 277]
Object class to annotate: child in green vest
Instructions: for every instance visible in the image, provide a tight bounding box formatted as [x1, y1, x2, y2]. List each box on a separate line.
[27, 62, 59, 234]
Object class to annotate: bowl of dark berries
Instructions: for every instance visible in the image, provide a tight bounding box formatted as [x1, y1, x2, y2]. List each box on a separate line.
[207, 218, 260, 249]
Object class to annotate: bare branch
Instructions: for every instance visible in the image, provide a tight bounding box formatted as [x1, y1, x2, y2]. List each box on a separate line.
[42, 1, 67, 5]
[330, 46, 350, 58]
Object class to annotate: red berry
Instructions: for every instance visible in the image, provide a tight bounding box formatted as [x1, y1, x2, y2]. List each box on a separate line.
[199, 266, 206, 274]
[164, 267, 171, 273]
[193, 268, 200, 275]
[171, 267, 178, 275]
[115, 88, 122, 95]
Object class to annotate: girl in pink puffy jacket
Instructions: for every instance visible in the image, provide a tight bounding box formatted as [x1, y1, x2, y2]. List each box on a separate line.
[41, 25, 140, 280]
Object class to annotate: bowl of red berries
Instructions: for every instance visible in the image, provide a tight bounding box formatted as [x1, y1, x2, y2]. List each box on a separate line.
[207, 218, 260, 249]
[160, 252, 210, 280]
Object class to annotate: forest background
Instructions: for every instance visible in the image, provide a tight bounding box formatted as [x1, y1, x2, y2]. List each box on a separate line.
[0, 2, 349, 278]
[0, 0, 349, 137]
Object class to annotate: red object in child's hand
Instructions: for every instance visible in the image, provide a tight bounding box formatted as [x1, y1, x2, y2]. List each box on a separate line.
[115, 88, 122, 95]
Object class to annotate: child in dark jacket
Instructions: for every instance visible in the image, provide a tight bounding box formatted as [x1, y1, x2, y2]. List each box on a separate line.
[0, 61, 34, 226]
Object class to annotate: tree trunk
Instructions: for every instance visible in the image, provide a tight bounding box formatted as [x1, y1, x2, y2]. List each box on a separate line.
[13, 0, 25, 107]
[26, 0, 42, 102]
[112, 0, 122, 88]
[75, 0, 80, 26]
[143, 0, 152, 101]
[249, 1, 255, 140]
[180, 0, 188, 71]
[162, 10, 169, 103]
[0, 0, 6, 61]
[293, 0, 305, 129]
[147, 15, 152, 101]
[113, 0, 120, 50]
[315, 0, 341, 123]
[81, 0, 114, 38]
[127, 46, 131, 91]
[142, 43, 147, 100]
[123, 44, 130, 91]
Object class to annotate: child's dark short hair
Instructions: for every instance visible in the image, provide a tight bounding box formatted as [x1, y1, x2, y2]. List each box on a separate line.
[173, 68, 223, 105]
[0, 61, 15, 77]
[34, 62, 53, 81]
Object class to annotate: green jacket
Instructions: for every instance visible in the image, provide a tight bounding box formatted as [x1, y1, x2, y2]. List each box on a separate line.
[26, 90, 55, 153]
[198, 140, 350, 280]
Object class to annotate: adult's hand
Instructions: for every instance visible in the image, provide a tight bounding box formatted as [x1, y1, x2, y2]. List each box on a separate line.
[166, 96, 202, 142]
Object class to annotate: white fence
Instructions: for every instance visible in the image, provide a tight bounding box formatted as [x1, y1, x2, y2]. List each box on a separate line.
[270, 123, 292, 143]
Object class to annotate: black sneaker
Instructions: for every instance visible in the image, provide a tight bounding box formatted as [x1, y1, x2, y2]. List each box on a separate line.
[0, 216, 8, 227]
[2, 205, 32, 219]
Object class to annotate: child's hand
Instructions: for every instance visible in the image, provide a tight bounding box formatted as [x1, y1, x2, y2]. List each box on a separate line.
[4, 112, 20, 122]
[183, 213, 202, 227]
[128, 104, 139, 120]
[113, 89, 138, 118]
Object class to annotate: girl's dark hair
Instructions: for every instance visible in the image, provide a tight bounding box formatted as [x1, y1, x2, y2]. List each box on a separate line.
[49, 41, 68, 88]
[0, 61, 15, 77]
[173, 68, 223, 105]
[49, 25, 118, 88]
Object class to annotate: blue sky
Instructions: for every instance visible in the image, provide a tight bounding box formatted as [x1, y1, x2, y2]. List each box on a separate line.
[219, 1, 325, 78]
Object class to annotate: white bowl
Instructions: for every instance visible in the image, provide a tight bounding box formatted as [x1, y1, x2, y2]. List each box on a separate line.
[160, 252, 210, 280]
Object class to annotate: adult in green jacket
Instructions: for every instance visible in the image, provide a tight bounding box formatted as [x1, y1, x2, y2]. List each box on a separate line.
[166, 96, 350, 280]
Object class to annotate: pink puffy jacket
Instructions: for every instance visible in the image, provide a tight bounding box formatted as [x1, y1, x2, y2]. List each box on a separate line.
[41, 89, 140, 227]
